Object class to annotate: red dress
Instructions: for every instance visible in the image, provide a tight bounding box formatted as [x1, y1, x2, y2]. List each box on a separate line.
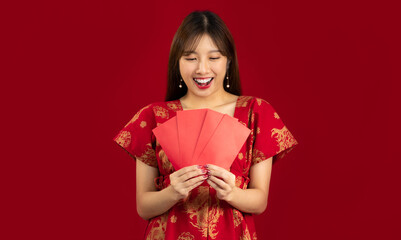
[113, 96, 298, 240]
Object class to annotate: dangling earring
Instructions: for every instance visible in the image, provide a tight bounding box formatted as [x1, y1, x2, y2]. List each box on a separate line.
[179, 79, 183, 88]
[226, 74, 230, 88]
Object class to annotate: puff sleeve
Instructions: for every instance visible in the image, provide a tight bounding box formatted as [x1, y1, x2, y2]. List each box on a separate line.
[251, 98, 298, 165]
[113, 104, 158, 168]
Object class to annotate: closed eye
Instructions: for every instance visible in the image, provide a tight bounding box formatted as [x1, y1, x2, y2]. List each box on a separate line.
[184, 57, 221, 61]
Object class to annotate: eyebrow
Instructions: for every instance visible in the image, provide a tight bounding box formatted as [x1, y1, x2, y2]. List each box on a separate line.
[183, 50, 221, 55]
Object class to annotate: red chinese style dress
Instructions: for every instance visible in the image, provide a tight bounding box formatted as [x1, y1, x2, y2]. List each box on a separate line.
[113, 96, 298, 240]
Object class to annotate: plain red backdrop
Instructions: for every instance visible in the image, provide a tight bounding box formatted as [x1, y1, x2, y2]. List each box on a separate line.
[2, 0, 400, 239]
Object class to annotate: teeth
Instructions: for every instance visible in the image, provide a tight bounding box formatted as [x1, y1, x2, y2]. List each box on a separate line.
[193, 77, 213, 83]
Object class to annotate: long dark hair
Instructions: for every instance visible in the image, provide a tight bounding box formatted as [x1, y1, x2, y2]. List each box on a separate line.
[165, 10, 241, 101]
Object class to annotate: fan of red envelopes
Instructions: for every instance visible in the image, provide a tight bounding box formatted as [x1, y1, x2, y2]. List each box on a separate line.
[152, 108, 251, 170]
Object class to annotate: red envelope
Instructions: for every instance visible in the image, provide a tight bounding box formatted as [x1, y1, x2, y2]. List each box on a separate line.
[152, 108, 251, 170]
[151, 117, 180, 170]
[191, 109, 225, 163]
[196, 114, 250, 170]
[177, 109, 207, 167]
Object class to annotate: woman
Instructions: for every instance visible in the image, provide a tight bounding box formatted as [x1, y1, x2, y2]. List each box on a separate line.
[114, 10, 298, 240]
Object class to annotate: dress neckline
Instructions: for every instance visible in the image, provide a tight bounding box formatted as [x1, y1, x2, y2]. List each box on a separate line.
[176, 95, 242, 119]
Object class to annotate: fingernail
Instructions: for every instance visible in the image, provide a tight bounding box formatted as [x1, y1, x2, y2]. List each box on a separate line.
[201, 169, 207, 174]
[203, 174, 208, 179]
[203, 164, 209, 169]
[207, 170, 211, 175]
[197, 165, 203, 169]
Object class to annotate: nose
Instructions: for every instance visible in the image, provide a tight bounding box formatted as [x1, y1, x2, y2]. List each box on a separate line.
[195, 58, 211, 74]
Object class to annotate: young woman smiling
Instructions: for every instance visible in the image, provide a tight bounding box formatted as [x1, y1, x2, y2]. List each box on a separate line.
[114, 10, 298, 240]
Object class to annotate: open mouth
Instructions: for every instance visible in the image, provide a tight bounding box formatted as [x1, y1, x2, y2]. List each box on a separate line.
[193, 77, 213, 87]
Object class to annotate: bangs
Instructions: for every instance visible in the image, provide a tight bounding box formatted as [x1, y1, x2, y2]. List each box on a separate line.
[181, 32, 228, 57]
[181, 33, 203, 56]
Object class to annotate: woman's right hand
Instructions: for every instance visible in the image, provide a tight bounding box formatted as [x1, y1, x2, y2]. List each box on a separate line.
[169, 165, 208, 201]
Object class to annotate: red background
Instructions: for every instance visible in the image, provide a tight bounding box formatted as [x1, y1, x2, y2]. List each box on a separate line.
[2, 0, 400, 239]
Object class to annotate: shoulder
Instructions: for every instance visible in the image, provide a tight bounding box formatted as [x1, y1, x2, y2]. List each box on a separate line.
[133, 103, 155, 119]
[237, 95, 273, 109]
[151, 100, 181, 118]
[131, 100, 181, 124]
[135, 100, 175, 114]
[238, 96, 279, 122]
[122, 103, 154, 128]
[253, 96, 272, 107]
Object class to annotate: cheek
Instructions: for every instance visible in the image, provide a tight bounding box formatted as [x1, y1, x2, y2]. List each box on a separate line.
[212, 64, 228, 76]
[214, 61, 228, 72]
[178, 60, 185, 73]
[179, 62, 195, 75]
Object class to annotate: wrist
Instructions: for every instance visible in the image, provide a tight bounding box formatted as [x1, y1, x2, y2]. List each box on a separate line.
[165, 185, 181, 202]
[226, 186, 240, 203]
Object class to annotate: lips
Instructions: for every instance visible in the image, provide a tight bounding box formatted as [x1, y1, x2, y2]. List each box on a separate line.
[193, 77, 213, 87]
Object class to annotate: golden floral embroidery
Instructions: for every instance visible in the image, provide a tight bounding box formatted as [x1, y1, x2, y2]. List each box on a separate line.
[167, 102, 179, 111]
[138, 143, 157, 167]
[232, 209, 243, 228]
[170, 215, 177, 223]
[208, 196, 224, 239]
[240, 225, 252, 240]
[256, 98, 262, 106]
[250, 111, 255, 125]
[115, 131, 131, 148]
[236, 96, 253, 107]
[235, 176, 242, 188]
[124, 104, 151, 128]
[146, 213, 168, 240]
[253, 232, 257, 240]
[177, 232, 195, 240]
[158, 149, 174, 173]
[239, 120, 247, 127]
[247, 148, 252, 161]
[238, 152, 243, 160]
[274, 112, 280, 119]
[140, 121, 147, 128]
[242, 147, 253, 174]
[256, 127, 260, 134]
[236, 175, 249, 190]
[184, 186, 209, 236]
[257, 98, 270, 106]
[153, 106, 169, 119]
[271, 126, 298, 152]
[252, 148, 268, 165]
[184, 186, 224, 239]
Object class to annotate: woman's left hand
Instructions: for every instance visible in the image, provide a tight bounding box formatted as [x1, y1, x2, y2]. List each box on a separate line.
[205, 164, 237, 202]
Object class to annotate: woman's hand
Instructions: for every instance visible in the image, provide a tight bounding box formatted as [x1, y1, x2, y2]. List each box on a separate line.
[205, 164, 237, 202]
[169, 165, 208, 201]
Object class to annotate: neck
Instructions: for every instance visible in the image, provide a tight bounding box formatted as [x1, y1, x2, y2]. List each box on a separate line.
[180, 91, 232, 109]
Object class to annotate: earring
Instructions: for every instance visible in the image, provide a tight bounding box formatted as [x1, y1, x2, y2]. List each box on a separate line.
[226, 75, 230, 88]
[179, 79, 183, 88]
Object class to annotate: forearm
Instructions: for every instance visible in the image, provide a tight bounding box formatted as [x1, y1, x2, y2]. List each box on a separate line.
[137, 185, 179, 220]
[226, 187, 267, 214]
